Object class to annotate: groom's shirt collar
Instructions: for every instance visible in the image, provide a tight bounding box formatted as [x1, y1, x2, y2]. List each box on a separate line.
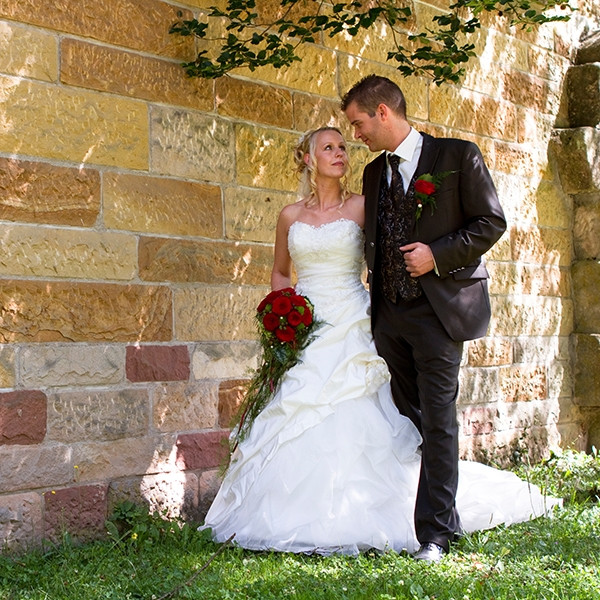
[388, 126, 422, 164]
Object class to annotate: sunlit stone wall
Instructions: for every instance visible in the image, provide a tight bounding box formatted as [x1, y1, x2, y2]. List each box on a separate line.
[0, 0, 599, 551]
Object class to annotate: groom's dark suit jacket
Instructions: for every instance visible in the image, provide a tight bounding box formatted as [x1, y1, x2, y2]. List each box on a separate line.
[363, 133, 507, 342]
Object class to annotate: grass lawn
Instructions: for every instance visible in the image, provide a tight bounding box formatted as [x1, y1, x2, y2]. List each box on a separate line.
[1, 450, 599, 600]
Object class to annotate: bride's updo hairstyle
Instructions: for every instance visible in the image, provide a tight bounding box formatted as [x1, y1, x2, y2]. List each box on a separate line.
[294, 127, 352, 208]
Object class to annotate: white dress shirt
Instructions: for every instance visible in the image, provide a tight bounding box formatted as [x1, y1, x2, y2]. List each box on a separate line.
[386, 127, 423, 193]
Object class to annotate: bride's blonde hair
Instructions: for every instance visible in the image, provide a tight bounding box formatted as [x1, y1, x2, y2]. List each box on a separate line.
[293, 127, 352, 208]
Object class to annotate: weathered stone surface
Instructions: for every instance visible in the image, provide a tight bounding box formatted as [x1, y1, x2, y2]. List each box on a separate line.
[574, 334, 600, 407]
[0, 492, 43, 552]
[0, 280, 172, 343]
[513, 335, 570, 364]
[499, 365, 547, 403]
[574, 203, 600, 260]
[71, 434, 178, 482]
[126, 345, 190, 382]
[461, 405, 497, 436]
[0, 75, 148, 169]
[572, 260, 600, 333]
[61, 38, 213, 110]
[218, 379, 246, 428]
[192, 341, 259, 380]
[0, 444, 72, 493]
[235, 124, 299, 192]
[547, 361, 573, 401]
[175, 431, 229, 470]
[510, 225, 572, 267]
[528, 44, 570, 81]
[47, 388, 149, 442]
[0, 158, 100, 226]
[0, 0, 193, 59]
[534, 179, 572, 228]
[489, 296, 573, 337]
[550, 127, 600, 194]
[153, 381, 218, 432]
[199, 468, 221, 517]
[488, 262, 570, 297]
[0, 345, 15, 388]
[108, 472, 200, 521]
[216, 77, 292, 128]
[19, 344, 124, 387]
[150, 106, 234, 182]
[567, 64, 600, 127]
[224, 186, 293, 243]
[467, 337, 512, 367]
[103, 173, 222, 238]
[292, 93, 351, 138]
[0, 224, 136, 280]
[0, 390, 47, 445]
[0, 21, 57, 82]
[174, 285, 264, 341]
[491, 140, 536, 176]
[517, 108, 557, 146]
[576, 30, 600, 64]
[139, 238, 273, 285]
[44, 484, 107, 543]
[459, 367, 501, 406]
[429, 85, 517, 141]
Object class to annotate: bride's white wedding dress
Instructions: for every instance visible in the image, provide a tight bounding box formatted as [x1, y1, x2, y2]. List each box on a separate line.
[202, 218, 560, 555]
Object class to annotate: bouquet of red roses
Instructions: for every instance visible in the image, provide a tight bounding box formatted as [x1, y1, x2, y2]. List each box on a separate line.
[231, 287, 319, 450]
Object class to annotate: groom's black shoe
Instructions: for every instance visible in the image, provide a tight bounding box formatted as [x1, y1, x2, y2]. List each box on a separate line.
[413, 542, 446, 563]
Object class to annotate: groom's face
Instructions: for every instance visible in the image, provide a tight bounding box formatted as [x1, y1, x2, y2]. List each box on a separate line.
[344, 101, 387, 152]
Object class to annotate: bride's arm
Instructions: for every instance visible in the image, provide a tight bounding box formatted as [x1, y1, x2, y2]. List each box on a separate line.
[270, 207, 294, 290]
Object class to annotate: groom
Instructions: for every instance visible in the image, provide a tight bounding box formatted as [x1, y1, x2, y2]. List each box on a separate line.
[341, 75, 506, 562]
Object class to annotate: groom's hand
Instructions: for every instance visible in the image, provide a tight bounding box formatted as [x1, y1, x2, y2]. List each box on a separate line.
[400, 242, 435, 277]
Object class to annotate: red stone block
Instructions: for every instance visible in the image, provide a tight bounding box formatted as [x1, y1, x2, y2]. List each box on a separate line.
[44, 484, 108, 543]
[176, 431, 229, 470]
[0, 390, 47, 445]
[126, 345, 190, 382]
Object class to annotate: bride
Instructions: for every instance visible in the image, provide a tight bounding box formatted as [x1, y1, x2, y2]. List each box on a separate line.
[200, 127, 560, 556]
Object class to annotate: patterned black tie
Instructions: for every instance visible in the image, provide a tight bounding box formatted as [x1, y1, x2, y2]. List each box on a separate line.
[378, 154, 422, 302]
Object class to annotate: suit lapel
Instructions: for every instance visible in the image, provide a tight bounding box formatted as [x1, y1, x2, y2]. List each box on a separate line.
[414, 133, 441, 179]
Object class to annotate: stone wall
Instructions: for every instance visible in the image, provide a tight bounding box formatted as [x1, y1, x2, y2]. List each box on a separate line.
[0, 0, 599, 551]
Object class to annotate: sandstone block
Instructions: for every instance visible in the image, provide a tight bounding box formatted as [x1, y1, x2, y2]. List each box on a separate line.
[513, 335, 570, 364]
[292, 93, 351, 139]
[47, 388, 149, 443]
[174, 285, 265, 341]
[461, 405, 497, 436]
[0, 0, 193, 59]
[0, 158, 100, 226]
[510, 225, 572, 267]
[467, 337, 512, 367]
[218, 379, 247, 428]
[199, 469, 221, 517]
[126, 345, 190, 383]
[546, 361, 573, 400]
[573, 334, 600, 407]
[488, 262, 569, 297]
[175, 431, 229, 470]
[150, 106, 234, 182]
[528, 45, 569, 81]
[61, 38, 213, 110]
[0, 492, 43, 552]
[429, 85, 517, 141]
[502, 69, 560, 115]
[108, 472, 200, 521]
[577, 31, 600, 64]
[0, 444, 72, 493]
[0, 224, 137, 280]
[225, 186, 294, 243]
[216, 77, 292, 128]
[458, 367, 502, 407]
[44, 484, 107, 544]
[0, 345, 15, 388]
[572, 260, 600, 333]
[499, 365, 547, 403]
[0, 390, 47, 446]
[556, 421, 587, 452]
[533, 179, 572, 228]
[0, 21, 57, 82]
[139, 237, 273, 285]
[574, 203, 600, 260]
[192, 341, 259, 380]
[550, 128, 600, 194]
[103, 173, 222, 238]
[19, 344, 124, 388]
[71, 434, 178, 482]
[153, 381, 218, 432]
[235, 124, 299, 192]
[517, 108, 557, 146]
[0, 75, 148, 168]
[489, 296, 573, 337]
[0, 280, 172, 343]
[491, 140, 536, 177]
[567, 64, 600, 127]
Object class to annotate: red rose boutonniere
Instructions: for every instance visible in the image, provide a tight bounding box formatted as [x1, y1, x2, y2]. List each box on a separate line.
[231, 287, 320, 452]
[414, 171, 455, 220]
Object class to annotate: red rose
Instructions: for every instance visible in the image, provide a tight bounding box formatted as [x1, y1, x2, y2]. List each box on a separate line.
[263, 312, 280, 331]
[287, 310, 303, 327]
[258, 290, 279, 312]
[276, 326, 295, 343]
[272, 295, 293, 315]
[292, 295, 307, 308]
[415, 179, 436, 195]
[302, 307, 313, 326]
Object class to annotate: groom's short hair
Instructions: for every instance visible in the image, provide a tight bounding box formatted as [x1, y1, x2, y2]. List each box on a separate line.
[341, 75, 407, 119]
